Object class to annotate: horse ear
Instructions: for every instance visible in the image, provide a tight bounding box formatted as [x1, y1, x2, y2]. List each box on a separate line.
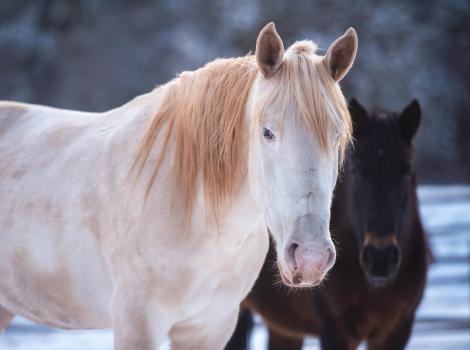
[324, 28, 358, 81]
[349, 98, 369, 138]
[256, 22, 284, 78]
[399, 99, 421, 141]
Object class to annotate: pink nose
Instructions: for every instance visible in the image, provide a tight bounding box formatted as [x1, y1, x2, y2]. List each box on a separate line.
[284, 241, 336, 285]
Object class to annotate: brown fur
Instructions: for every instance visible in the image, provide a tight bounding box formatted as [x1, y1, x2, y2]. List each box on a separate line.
[363, 232, 398, 246]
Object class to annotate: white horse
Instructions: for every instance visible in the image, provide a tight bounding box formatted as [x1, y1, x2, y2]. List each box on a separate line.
[0, 23, 357, 349]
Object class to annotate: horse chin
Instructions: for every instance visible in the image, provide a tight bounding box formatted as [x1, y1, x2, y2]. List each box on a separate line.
[365, 274, 396, 288]
[277, 263, 322, 288]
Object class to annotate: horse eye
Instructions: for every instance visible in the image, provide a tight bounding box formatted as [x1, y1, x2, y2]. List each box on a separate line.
[263, 127, 275, 141]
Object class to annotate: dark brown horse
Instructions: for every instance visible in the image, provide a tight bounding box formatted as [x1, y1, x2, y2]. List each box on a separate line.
[226, 99, 429, 350]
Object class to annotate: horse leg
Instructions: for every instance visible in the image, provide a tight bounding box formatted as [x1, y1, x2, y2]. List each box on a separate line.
[0, 305, 14, 333]
[267, 328, 304, 350]
[318, 318, 358, 350]
[170, 309, 239, 350]
[367, 315, 414, 350]
[111, 288, 173, 350]
[225, 307, 255, 350]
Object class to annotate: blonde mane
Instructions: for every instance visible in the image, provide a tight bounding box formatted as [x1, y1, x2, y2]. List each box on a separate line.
[133, 41, 351, 218]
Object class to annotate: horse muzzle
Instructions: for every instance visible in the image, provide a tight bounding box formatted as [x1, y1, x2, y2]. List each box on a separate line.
[360, 233, 401, 287]
[279, 239, 336, 287]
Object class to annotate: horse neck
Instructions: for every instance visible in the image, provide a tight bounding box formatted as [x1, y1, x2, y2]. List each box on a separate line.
[104, 86, 264, 236]
[196, 121, 264, 234]
[206, 178, 265, 237]
[93, 87, 168, 215]
[105, 88, 165, 166]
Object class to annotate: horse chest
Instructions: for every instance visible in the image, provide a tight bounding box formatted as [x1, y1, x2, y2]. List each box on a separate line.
[336, 285, 411, 340]
[176, 225, 269, 323]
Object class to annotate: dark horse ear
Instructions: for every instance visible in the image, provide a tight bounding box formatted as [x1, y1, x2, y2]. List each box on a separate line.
[349, 98, 369, 139]
[399, 99, 421, 141]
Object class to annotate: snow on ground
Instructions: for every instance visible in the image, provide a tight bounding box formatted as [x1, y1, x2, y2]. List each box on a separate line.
[1, 185, 469, 349]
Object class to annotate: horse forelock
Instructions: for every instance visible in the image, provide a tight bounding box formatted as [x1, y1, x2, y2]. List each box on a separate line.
[254, 40, 352, 164]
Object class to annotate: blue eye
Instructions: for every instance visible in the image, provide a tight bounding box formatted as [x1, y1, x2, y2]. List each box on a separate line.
[263, 127, 274, 141]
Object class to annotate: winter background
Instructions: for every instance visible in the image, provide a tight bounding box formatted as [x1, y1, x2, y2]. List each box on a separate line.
[0, 0, 469, 349]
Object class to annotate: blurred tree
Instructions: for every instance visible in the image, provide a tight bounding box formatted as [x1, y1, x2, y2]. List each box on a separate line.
[0, 0, 468, 182]
[39, 0, 83, 32]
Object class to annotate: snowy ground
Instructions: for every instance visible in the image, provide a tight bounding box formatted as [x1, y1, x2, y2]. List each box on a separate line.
[1, 185, 469, 349]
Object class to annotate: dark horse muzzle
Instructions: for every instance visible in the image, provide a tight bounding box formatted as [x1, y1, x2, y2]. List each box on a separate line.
[359, 233, 401, 286]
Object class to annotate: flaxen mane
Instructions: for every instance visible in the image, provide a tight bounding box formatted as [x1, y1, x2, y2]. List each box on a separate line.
[133, 41, 352, 218]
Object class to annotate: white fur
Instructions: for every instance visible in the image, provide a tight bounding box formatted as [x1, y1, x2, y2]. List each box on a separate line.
[0, 94, 270, 349]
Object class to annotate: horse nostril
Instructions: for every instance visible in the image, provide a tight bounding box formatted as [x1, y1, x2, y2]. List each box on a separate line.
[286, 242, 299, 271]
[288, 242, 299, 255]
[389, 246, 400, 267]
[325, 247, 335, 268]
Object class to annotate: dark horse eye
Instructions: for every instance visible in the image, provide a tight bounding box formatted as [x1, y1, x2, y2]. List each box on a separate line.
[263, 127, 274, 141]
